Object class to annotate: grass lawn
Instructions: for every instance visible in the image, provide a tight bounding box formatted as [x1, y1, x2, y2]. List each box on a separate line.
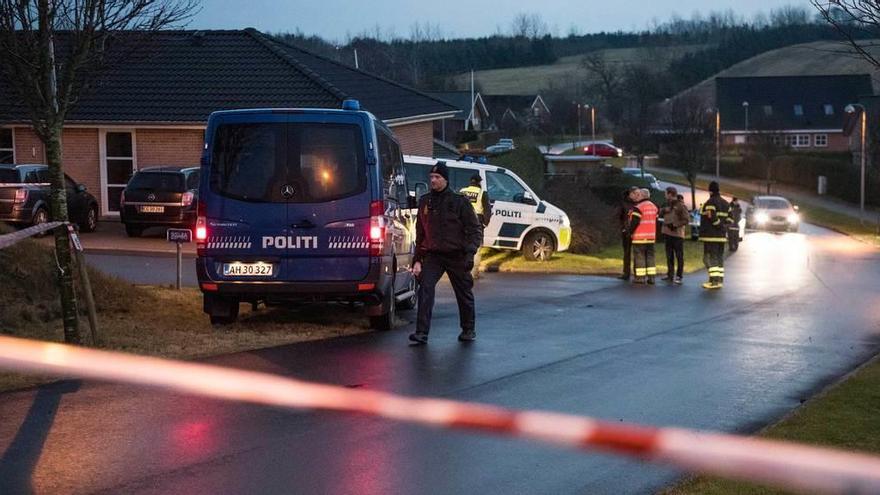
[0, 236, 375, 392]
[480, 239, 709, 276]
[663, 356, 880, 495]
[649, 169, 880, 247]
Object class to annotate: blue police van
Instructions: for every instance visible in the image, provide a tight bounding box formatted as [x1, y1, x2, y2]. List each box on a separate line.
[195, 100, 417, 329]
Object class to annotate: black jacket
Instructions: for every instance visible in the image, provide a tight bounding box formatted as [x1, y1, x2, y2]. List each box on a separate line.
[699, 193, 730, 242]
[616, 198, 636, 238]
[414, 186, 482, 263]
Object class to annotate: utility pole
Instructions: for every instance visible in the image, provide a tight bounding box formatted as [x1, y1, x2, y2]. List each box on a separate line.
[716, 109, 721, 178]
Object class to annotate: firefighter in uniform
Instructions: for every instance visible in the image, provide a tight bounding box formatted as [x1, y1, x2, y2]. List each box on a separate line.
[410, 162, 482, 345]
[627, 188, 658, 284]
[727, 197, 742, 252]
[700, 181, 730, 289]
[460, 174, 491, 278]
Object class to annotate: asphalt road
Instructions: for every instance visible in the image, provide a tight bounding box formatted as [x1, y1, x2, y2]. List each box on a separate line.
[84, 252, 199, 287]
[2, 224, 880, 494]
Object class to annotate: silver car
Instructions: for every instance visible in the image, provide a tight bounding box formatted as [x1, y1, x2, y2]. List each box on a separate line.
[746, 196, 800, 232]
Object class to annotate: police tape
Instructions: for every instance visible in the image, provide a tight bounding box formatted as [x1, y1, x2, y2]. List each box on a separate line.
[0, 221, 66, 249]
[0, 334, 878, 495]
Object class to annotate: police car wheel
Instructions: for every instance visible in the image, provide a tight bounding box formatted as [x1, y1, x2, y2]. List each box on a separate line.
[522, 231, 555, 262]
[80, 205, 98, 233]
[369, 288, 396, 331]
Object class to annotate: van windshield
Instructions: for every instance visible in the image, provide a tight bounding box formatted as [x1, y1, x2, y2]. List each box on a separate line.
[211, 123, 366, 203]
[755, 198, 791, 210]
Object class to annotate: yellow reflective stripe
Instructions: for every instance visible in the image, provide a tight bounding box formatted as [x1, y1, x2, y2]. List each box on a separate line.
[632, 240, 655, 244]
[717, 212, 729, 217]
[631, 211, 642, 217]
[699, 237, 727, 242]
[702, 205, 717, 211]
[646, 267, 657, 275]
[635, 268, 647, 276]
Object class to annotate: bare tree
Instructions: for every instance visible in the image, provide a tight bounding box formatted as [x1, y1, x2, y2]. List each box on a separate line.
[0, 0, 197, 344]
[812, 0, 880, 68]
[659, 95, 714, 209]
[616, 64, 670, 171]
[510, 12, 548, 39]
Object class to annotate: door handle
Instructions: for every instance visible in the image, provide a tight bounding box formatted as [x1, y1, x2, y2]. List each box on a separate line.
[291, 220, 316, 229]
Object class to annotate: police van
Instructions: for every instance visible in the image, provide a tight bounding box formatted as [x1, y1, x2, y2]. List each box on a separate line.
[196, 100, 417, 329]
[404, 156, 571, 261]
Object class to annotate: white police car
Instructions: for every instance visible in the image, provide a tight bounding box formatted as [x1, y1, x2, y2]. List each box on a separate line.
[404, 156, 571, 261]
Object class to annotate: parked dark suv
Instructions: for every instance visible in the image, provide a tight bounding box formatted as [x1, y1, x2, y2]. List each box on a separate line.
[0, 164, 99, 232]
[119, 166, 199, 237]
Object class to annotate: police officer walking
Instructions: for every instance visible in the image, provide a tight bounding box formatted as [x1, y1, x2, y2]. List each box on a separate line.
[700, 181, 730, 289]
[727, 197, 743, 252]
[627, 188, 659, 284]
[460, 174, 492, 278]
[410, 162, 482, 345]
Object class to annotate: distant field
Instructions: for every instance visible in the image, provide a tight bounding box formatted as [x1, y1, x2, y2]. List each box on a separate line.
[453, 44, 709, 95]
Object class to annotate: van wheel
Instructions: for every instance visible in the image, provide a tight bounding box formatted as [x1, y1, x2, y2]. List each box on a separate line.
[369, 287, 396, 331]
[522, 231, 555, 261]
[124, 224, 143, 237]
[396, 275, 417, 310]
[206, 295, 239, 325]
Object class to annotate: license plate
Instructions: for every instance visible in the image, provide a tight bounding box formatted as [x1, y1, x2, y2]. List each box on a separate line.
[222, 262, 273, 277]
[139, 205, 164, 213]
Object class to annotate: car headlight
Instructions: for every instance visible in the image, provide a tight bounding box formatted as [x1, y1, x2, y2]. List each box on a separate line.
[787, 213, 799, 224]
[755, 212, 769, 224]
[561, 214, 570, 228]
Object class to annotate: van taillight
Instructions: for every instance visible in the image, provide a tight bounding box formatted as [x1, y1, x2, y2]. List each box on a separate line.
[369, 200, 385, 256]
[196, 200, 207, 242]
[13, 189, 28, 204]
[182, 191, 194, 207]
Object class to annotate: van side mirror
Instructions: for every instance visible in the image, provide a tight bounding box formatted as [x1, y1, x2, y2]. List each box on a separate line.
[414, 182, 428, 199]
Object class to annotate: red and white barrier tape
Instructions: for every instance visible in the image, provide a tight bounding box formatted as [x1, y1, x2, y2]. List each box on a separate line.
[0, 221, 66, 249]
[0, 334, 878, 494]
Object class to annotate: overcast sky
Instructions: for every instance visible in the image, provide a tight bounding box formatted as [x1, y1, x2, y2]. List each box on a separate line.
[190, 0, 812, 40]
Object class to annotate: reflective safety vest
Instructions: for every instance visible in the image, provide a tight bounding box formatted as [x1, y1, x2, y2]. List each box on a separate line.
[460, 185, 485, 216]
[632, 200, 658, 244]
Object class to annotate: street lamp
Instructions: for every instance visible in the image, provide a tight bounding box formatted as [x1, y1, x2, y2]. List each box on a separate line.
[586, 104, 596, 156]
[715, 108, 721, 177]
[845, 103, 867, 224]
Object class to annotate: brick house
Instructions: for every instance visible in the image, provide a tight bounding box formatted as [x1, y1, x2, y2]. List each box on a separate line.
[716, 75, 873, 152]
[426, 91, 489, 142]
[0, 29, 457, 217]
[481, 94, 551, 133]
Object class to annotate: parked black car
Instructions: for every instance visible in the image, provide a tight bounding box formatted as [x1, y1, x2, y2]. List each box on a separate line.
[120, 166, 199, 237]
[0, 164, 98, 232]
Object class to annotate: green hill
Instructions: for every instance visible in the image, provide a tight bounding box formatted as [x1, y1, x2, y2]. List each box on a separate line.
[453, 44, 709, 95]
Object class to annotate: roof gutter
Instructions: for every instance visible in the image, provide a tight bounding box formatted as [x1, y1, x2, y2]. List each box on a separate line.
[384, 111, 460, 127]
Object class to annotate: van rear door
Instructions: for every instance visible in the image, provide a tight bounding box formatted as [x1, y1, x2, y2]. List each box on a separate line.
[282, 117, 372, 281]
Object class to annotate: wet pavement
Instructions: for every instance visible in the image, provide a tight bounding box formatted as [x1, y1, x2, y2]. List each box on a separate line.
[2, 223, 880, 494]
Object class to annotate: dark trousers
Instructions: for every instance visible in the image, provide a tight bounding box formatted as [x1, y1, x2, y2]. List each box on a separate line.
[621, 235, 632, 277]
[416, 253, 475, 336]
[727, 228, 740, 252]
[664, 235, 684, 278]
[632, 243, 656, 278]
[703, 242, 725, 282]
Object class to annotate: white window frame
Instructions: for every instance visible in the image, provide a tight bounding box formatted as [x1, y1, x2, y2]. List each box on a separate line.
[0, 127, 14, 164]
[814, 134, 828, 147]
[98, 129, 137, 216]
[791, 134, 810, 148]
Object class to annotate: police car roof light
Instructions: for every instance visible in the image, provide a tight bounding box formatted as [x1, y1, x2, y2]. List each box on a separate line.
[342, 99, 361, 111]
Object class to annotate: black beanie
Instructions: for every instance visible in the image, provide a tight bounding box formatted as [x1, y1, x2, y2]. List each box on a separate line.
[430, 161, 449, 182]
[709, 181, 720, 193]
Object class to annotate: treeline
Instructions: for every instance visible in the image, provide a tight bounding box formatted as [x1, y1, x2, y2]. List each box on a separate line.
[274, 6, 862, 94]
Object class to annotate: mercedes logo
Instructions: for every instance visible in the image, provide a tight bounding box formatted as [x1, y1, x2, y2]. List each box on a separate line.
[281, 184, 295, 199]
[147, 193, 156, 202]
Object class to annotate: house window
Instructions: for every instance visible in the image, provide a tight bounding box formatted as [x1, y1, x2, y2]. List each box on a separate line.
[734, 135, 746, 144]
[824, 104, 834, 116]
[0, 128, 13, 164]
[771, 136, 783, 146]
[791, 134, 810, 147]
[763, 105, 773, 116]
[814, 134, 828, 147]
[793, 104, 804, 116]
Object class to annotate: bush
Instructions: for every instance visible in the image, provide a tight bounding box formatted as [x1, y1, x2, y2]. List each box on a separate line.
[721, 153, 880, 206]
